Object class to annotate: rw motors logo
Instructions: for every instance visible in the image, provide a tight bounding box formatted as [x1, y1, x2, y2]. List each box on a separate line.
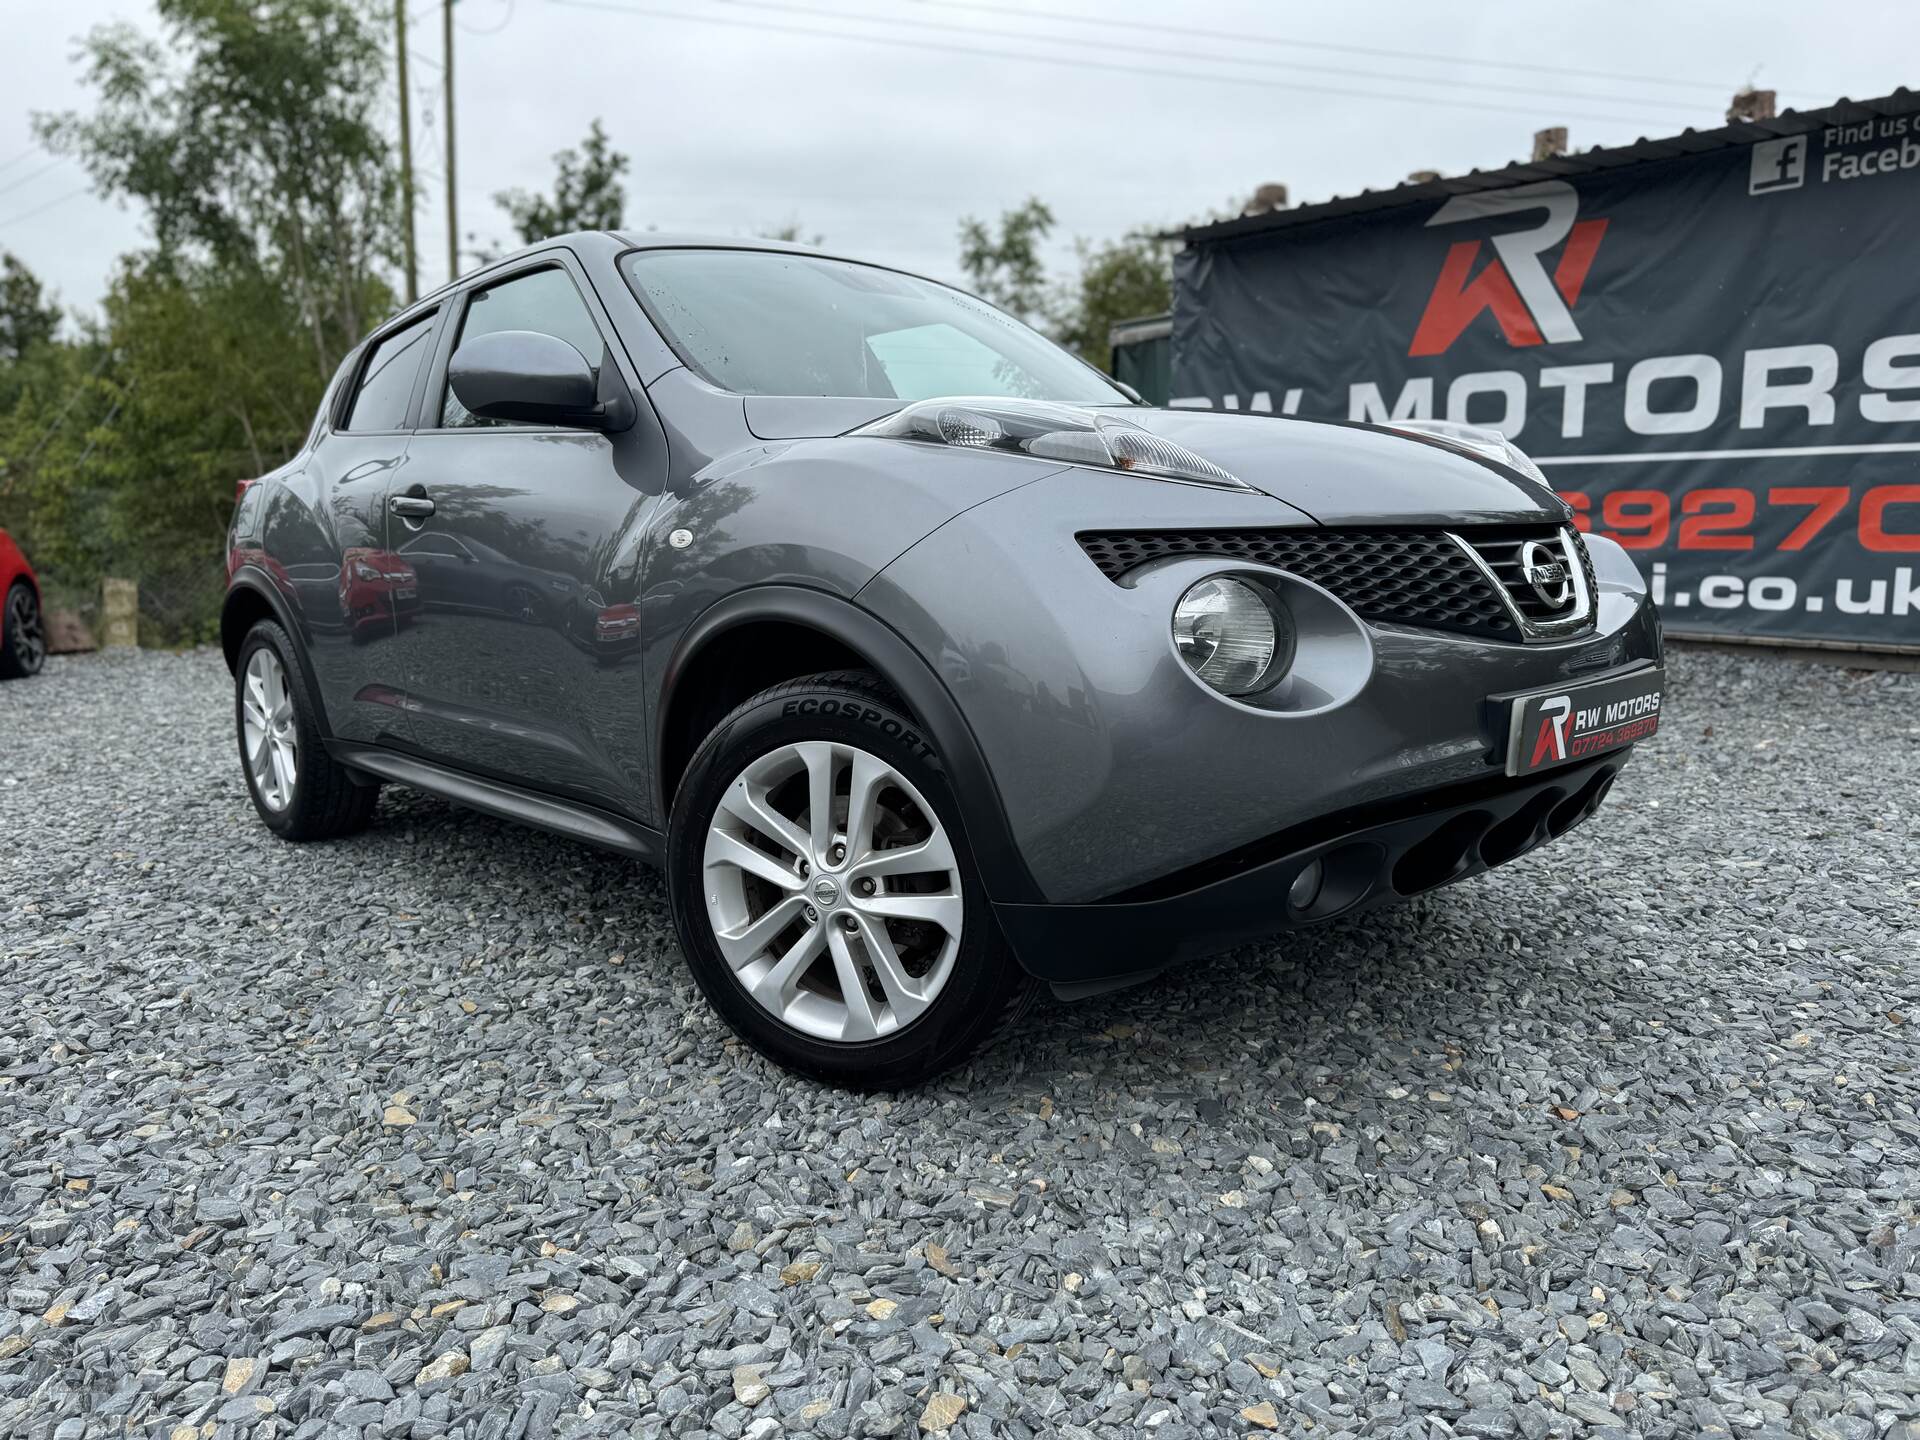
[1408, 180, 1608, 358]
[1507, 672, 1665, 778]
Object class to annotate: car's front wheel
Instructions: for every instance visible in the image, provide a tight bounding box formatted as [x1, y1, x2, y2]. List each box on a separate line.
[235, 619, 379, 840]
[667, 671, 1030, 1088]
[0, 580, 46, 679]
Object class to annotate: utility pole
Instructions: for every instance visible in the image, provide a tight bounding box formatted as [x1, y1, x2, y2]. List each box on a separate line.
[395, 2, 418, 302]
[443, 0, 458, 283]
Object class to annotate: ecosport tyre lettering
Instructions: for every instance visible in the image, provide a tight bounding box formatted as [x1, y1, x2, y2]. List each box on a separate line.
[667, 671, 1032, 1089]
[234, 619, 380, 841]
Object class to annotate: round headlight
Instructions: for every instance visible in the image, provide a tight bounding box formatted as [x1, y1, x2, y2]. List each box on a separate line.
[1172, 577, 1290, 696]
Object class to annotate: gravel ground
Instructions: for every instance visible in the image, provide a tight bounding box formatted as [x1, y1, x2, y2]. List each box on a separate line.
[2, 645, 1917, 1440]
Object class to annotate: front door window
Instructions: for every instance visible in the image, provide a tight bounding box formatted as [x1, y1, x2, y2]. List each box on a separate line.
[440, 267, 607, 429]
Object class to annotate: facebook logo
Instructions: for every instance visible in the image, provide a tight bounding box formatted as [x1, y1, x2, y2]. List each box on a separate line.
[1749, 136, 1808, 195]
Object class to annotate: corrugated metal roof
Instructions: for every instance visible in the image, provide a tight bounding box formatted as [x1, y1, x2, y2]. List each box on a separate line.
[1108, 313, 1173, 346]
[1174, 88, 1920, 246]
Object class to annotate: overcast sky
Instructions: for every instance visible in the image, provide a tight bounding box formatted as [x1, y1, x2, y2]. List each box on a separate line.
[2, 0, 1913, 324]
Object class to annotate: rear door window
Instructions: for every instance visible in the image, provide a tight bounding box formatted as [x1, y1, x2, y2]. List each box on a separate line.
[233, 480, 266, 536]
[343, 314, 436, 432]
[309, 351, 358, 445]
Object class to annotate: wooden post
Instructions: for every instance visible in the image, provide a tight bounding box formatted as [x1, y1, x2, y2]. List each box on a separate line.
[444, 0, 459, 283]
[396, 0, 418, 303]
[101, 578, 138, 648]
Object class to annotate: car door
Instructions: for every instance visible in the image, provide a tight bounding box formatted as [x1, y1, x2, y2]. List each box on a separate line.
[274, 308, 438, 744]
[393, 253, 667, 814]
[394, 528, 489, 614]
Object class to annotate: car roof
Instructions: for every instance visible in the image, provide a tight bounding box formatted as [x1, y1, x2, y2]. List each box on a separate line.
[401, 230, 898, 315]
[611, 229, 859, 263]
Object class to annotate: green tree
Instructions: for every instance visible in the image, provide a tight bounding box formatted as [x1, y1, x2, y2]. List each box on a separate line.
[0, 257, 322, 641]
[957, 197, 1054, 324]
[1054, 233, 1172, 370]
[37, 0, 397, 379]
[495, 120, 629, 245]
[0, 329, 121, 606]
[9, 0, 399, 641]
[0, 253, 60, 365]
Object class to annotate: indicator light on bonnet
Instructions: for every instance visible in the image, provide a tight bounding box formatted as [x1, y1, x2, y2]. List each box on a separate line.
[862, 397, 1248, 490]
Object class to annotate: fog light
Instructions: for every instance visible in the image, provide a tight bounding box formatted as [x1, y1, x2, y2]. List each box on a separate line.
[1289, 858, 1324, 911]
[1172, 577, 1290, 696]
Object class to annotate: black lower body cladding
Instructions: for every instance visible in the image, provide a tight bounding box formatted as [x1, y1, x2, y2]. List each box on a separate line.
[992, 753, 1628, 982]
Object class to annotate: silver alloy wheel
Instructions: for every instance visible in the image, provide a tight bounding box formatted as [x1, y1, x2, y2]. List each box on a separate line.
[241, 647, 299, 812]
[8, 586, 44, 672]
[702, 740, 964, 1042]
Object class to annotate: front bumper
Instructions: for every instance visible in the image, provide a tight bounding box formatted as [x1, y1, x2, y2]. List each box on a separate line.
[992, 750, 1628, 985]
[862, 468, 1663, 907]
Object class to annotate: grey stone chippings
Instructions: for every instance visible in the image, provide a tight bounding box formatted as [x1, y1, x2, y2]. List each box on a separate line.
[0, 646, 1916, 1437]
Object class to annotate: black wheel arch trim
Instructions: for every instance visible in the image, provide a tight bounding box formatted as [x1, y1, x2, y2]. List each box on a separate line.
[658, 584, 1044, 905]
[223, 570, 334, 737]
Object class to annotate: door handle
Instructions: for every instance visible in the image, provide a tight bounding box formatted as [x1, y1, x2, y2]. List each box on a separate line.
[390, 493, 436, 519]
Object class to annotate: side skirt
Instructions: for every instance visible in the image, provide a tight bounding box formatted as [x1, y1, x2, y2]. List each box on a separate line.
[327, 741, 664, 864]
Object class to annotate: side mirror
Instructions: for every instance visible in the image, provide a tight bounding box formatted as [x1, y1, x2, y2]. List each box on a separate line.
[447, 330, 633, 431]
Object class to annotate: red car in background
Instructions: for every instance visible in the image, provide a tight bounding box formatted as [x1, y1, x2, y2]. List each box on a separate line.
[0, 529, 46, 679]
[338, 546, 420, 641]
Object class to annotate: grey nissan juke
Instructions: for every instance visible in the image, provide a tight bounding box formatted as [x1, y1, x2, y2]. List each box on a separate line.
[223, 232, 1665, 1087]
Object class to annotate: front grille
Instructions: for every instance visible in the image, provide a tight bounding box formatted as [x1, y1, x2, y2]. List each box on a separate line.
[1076, 525, 1595, 642]
[1461, 529, 1596, 629]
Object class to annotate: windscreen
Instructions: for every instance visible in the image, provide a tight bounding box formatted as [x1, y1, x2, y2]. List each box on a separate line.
[622, 248, 1125, 404]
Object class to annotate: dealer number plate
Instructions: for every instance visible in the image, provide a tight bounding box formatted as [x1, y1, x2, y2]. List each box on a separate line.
[1503, 666, 1665, 777]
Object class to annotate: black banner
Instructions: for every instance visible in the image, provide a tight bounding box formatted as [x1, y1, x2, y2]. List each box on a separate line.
[1173, 118, 1920, 650]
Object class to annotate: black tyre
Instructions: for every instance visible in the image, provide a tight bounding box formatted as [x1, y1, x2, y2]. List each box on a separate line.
[235, 619, 379, 841]
[0, 580, 46, 679]
[667, 671, 1031, 1089]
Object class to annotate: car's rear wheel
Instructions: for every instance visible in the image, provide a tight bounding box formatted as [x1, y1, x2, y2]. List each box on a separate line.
[235, 619, 379, 840]
[667, 671, 1030, 1088]
[0, 581, 46, 679]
